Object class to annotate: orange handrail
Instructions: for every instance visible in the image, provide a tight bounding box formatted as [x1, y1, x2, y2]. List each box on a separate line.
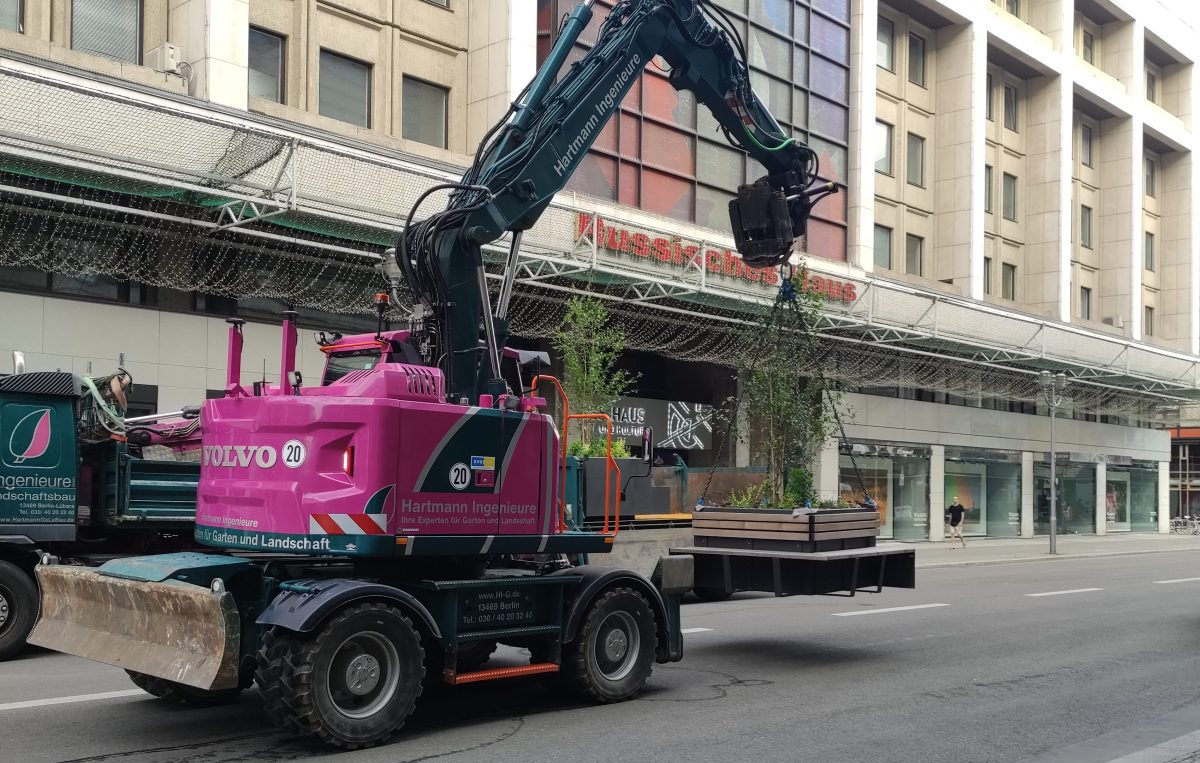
[528, 376, 621, 538]
[565, 413, 621, 538]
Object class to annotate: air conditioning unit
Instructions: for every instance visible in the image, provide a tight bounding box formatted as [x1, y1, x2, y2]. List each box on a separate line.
[1104, 314, 1125, 329]
[145, 43, 183, 75]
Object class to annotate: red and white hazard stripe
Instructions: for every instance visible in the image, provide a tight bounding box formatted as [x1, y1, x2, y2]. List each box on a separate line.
[308, 513, 388, 535]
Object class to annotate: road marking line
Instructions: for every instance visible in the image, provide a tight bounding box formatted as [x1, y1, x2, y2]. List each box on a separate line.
[1025, 587, 1104, 597]
[1154, 577, 1200, 585]
[0, 689, 144, 712]
[681, 627, 713, 634]
[832, 603, 949, 617]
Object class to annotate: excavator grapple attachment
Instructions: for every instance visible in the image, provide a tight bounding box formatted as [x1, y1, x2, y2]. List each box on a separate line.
[28, 565, 242, 691]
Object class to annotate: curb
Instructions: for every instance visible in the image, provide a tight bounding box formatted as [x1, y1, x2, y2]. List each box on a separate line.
[918, 546, 1199, 569]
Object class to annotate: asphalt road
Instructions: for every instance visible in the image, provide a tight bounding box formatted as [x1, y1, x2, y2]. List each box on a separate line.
[5, 551, 1200, 763]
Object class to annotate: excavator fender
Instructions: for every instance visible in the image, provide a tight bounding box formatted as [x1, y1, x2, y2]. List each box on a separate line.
[256, 578, 441, 640]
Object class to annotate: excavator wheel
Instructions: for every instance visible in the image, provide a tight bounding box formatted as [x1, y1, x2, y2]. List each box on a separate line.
[256, 602, 424, 749]
[125, 670, 245, 707]
[560, 586, 657, 703]
[0, 560, 37, 661]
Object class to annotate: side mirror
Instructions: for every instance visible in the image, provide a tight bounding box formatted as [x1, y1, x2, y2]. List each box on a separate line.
[641, 426, 655, 464]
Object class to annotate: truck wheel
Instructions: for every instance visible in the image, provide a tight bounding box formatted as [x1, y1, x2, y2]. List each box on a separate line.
[693, 586, 733, 602]
[0, 560, 37, 661]
[456, 639, 498, 672]
[562, 587, 656, 703]
[125, 670, 244, 707]
[256, 602, 424, 749]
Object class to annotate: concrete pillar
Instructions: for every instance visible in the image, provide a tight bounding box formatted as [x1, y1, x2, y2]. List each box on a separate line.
[813, 436, 840, 502]
[929, 444, 945, 542]
[846, 0, 877, 271]
[1095, 461, 1107, 535]
[466, 0, 537, 150]
[169, 0, 249, 109]
[1159, 460, 1171, 533]
[1021, 451, 1035, 537]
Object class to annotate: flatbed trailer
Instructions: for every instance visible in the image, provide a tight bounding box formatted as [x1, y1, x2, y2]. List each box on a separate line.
[673, 543, 916, 600]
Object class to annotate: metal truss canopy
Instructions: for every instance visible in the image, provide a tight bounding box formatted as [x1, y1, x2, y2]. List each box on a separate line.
[1, 54, 1199, 409]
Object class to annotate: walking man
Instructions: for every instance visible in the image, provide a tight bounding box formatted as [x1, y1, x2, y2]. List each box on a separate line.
[946, 496, 967, 548]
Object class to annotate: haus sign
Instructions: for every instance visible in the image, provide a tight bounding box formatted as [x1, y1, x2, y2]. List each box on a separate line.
[595, 396, 714, 451]
[576, 213, 857, 303]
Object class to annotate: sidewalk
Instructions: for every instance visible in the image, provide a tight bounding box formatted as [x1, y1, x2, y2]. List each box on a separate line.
[913, 533, 1200, 568]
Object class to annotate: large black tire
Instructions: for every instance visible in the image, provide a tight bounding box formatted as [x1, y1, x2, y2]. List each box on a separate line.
[125, 670, 245, 707]
[256, 602, 424, 749]
[693, 586, 733, 602]
[561, 587, 657, 703]
[0, 560, 37, 661]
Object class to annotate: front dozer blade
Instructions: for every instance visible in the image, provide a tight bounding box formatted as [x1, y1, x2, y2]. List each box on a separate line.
[28, 565, 242, 691]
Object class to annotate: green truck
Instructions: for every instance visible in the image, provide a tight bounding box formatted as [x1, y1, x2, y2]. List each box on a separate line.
[0, 360, 200, 659]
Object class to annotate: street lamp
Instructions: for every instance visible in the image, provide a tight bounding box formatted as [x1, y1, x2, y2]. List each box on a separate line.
[1039, 371, 1068, 555]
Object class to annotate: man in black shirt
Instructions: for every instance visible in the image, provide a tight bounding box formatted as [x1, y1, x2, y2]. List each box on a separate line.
[946, 496, 967, 548]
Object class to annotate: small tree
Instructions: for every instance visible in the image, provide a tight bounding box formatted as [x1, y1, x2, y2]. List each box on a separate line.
[730, 266, 840, 507]
[552, 296, 638, 450]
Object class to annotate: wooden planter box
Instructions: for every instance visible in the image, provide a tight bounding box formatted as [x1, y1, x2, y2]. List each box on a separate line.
[692, 507, 880, 553]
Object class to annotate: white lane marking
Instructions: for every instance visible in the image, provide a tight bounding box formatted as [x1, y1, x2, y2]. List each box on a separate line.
[1025, 587, 1104, 597]
[1154, 577, 1200, 585]
[0, 689, 144, 712]
[681, 627, 713, 634]
[832, 603, 949, 617]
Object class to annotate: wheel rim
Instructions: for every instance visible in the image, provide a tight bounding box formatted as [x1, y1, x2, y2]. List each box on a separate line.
[589, 610, 640, 682]
[0, 584, 11, 636]
[326, 631, 401, 720]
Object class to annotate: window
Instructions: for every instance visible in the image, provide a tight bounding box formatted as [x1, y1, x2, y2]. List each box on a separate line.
[1145, 232, 1155, 271]
[1146, 72, 1157, 103]
[905, 234, 924, 276]
[983, 256, 993, 294]
[1144, 306, 1155, 336]
[908, 33, 926, 87]
[1002, 173, 1017, 221]
[1006, 0, 1020, 15]
[985, 74, 994, 121]
[906, 133, 925, 187]
[1080, 286, 1092, 320]
[0, 0, 18, 32]
[1003, 83, 1019, 131]
[1080, 205, 1092, 249]
[402, 76, 449, 149]
[1002, 262, 1017, 300]
[1145, 156, 1157, 198]
[319, 50, 371, 128]
[1082, 31, 1094, 64]
[874, 225, 892, 269]
[1081, 124, 1093, 167]
[984, 165, 993, 213]
[248, 28, 284, 103]
[877, 16, 894, 71]
[71, 0, 140, 63]
[875, 121, 893, 175]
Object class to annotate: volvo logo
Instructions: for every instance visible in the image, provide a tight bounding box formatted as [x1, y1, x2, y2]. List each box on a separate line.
[202, 445, 278, 469]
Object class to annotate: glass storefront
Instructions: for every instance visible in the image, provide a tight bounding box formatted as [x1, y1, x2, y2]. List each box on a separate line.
[1112, 462, 1159, 532]
[944, 449, 1022, 538]
[839, 443, 930, 541]
[1034, 461, 1096, 535]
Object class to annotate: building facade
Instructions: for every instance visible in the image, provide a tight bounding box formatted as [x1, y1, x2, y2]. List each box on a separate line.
[0, 0, 1195, 540]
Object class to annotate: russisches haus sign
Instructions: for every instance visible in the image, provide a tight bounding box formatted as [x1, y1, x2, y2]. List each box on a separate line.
[577, 213, 858, 303]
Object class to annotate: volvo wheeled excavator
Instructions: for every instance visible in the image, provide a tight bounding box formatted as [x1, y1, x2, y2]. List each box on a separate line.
[30, 0, 839, 748]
